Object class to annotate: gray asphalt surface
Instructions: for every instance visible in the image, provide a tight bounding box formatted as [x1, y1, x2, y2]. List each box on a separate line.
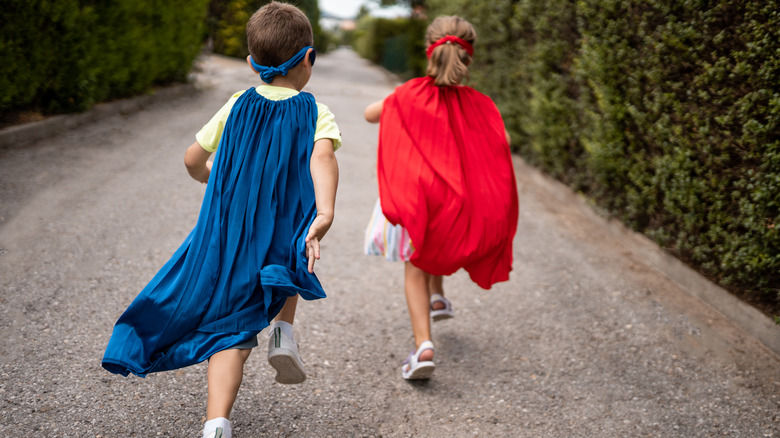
[1, 48, 779, 437]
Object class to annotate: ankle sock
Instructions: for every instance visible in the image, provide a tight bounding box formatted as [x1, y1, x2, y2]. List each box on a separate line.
[203, 417, 231, 438]
[270, 320, 294, 340]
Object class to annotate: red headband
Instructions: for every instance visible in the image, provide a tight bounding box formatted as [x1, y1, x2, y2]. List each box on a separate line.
[426, 35, 474, 58]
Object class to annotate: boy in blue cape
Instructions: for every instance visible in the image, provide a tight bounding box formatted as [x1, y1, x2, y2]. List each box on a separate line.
[101, 3, 340, 437]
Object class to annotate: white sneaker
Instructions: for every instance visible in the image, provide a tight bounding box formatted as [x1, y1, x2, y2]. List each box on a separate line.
[204, 427, 226, 438]
[267, 326, 307, 384]
[202, 418, 231, 438]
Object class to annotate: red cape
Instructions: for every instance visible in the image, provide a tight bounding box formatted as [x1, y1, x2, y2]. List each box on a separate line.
[378, 77, 518, 289]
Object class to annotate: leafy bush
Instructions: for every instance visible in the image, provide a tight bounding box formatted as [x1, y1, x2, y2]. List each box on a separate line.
[0, 0, 209, 115]
[0, 0, 328, 117]
[421, 0, 779, 313]
[352, 15, 427, 78]
[207, 0, 328, 59]
[208, 0, 257, 58]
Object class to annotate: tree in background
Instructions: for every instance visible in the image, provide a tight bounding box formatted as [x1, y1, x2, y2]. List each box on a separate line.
[376, 0, 425, 12]
[207, 0, 328, 59]
[350, 0, 427, 78]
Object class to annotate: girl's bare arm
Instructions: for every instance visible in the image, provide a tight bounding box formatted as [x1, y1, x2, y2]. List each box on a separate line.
[364, 99, 384, 124]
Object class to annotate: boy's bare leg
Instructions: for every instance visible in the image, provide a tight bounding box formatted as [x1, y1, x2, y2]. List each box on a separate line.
[404, 262, 434, 362]
[267, 295, 306, 384]
[206, 348, 252, 420]
[274, 295, 298, 324]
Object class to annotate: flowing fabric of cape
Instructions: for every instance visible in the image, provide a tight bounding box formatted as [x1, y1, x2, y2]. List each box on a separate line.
[102, 89, 325, 377]
[377, 77, 519, 289]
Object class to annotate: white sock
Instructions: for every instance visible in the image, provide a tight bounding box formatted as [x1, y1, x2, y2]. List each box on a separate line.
[203, 417, 231, 438]
[270, 320, 294, 340]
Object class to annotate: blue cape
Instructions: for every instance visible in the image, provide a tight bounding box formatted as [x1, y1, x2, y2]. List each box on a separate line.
[102, 89, 325, 377]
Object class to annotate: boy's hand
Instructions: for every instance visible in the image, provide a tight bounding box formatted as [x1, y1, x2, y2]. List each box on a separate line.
[305, 235, 320, 274]
[305, 213, 333, 273]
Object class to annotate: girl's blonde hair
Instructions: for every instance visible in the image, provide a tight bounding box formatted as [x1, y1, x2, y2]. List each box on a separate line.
[425, 16, 477, 87]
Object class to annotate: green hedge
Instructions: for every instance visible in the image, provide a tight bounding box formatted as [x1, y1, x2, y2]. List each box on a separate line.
[0, 0, 209, 115]
[0, 1, 327, 117]
[422, 0, 779, 312]
[207, 0, 328, 59]
[352, 15, 427, 78]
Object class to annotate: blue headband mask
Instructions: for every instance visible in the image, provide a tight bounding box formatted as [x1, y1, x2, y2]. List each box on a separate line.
[250, 46, 315, 83]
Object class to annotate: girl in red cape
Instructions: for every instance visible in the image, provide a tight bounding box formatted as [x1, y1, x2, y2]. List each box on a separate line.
[364, 15, 518, 380]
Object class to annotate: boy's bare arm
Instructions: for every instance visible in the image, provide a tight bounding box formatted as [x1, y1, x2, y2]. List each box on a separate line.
[305, 138, 339, 273]
[184, 141, 213, 183]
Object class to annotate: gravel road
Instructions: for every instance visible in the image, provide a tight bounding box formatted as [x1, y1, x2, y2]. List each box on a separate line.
[1, 48, 778, 437]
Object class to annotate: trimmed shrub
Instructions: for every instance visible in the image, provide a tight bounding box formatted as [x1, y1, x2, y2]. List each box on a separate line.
[421, 0, 779, 314]
[352, 15, 427, 78]
[208, 0, 258, 58]
[207, 0, 328, 59]
[0, 0, 209, 115]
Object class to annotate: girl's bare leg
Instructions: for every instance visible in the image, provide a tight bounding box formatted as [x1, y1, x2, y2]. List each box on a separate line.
[428, 275, 445, 310]
[206, 348, 252, 420]
[404, 262, 434, 362]
[428, 275, 444, 297]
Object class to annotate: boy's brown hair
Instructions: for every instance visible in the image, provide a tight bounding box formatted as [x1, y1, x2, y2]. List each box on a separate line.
[247, 2, 313, 67]
[425, 16, 476, 87]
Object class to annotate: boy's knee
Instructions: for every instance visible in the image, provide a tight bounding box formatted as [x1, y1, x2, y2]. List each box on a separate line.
[237, 348, 252, 363]
[210, 347, 252, 365]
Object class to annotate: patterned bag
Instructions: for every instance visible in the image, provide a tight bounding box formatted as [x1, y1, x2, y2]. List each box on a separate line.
[364, 199, 414, 262]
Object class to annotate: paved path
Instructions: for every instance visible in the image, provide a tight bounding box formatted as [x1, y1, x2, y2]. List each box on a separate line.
[1, 48, 778, 437]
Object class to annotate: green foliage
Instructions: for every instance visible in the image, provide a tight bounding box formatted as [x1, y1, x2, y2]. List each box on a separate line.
[295, 0, 326, 53]
[207, 0, 328, 59]
[209, 0, 260, 58]
[418, 0, 779, 308]
[0, 0, 209, 114]
[425, 0, 587, 186]
[351, 15, 427, 78]
[0, 0, 329, 115]
[576, 0, 780, 301]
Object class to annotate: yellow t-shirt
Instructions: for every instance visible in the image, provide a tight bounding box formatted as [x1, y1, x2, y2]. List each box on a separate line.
[195, 85, 342, 153]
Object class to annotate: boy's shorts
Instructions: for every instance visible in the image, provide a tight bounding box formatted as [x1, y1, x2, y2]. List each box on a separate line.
[232, 335, 259, 350]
